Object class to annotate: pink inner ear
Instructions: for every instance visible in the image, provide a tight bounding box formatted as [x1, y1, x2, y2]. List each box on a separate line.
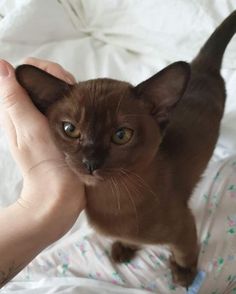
[135, 61, 190, 111]
[15, 64, 72, 114]
[152, 107, 170, 131]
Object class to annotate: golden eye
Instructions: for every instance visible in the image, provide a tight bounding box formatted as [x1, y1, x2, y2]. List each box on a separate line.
[112, 127, 133, 145]
[63, 122, 81, 138]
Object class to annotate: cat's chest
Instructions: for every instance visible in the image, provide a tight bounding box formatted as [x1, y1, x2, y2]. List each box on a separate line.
[85, 205, 138, 239]
[84, 180, 158, 240]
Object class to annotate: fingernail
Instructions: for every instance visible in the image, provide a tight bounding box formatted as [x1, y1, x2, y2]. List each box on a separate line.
[0, 60, 10, 78]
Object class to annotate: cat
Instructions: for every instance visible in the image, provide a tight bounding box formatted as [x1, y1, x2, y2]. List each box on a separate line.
[15, 11, 236, 287]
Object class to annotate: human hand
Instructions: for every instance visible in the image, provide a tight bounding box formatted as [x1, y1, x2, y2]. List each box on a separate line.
[0, 58, 85, 241]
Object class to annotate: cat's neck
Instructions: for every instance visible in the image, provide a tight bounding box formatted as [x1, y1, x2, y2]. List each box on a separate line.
[84, 153, 174, 239]
[86, 152, 171, 206]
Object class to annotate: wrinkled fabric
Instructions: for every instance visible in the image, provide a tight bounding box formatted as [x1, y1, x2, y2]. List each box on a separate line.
[2, 157, 236, 294]
[0, 0, 236, 293]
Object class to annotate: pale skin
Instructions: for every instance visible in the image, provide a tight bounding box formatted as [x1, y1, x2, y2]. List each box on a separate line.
[0, 58, 85, 288]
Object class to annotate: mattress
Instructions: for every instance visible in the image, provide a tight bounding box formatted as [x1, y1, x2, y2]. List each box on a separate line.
[0, 0, 236, 293]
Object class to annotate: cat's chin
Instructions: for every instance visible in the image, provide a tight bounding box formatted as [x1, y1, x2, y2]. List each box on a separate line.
[65, 160, 104, 186]
[71, 170, 105, 186]
[79, 174, 103, 186]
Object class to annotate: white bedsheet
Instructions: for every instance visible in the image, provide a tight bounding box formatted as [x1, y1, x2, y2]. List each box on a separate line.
[0, 0, 236, 293]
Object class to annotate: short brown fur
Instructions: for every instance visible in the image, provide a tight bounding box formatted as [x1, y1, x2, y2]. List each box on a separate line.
[15, 11, 236, 287]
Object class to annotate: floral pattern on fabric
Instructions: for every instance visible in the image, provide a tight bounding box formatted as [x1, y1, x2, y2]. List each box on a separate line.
[15, 157, 236, 293]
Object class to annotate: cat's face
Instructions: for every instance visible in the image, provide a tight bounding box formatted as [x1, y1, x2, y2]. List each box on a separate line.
[47, 80, 162, 184]
[16, 62, 190, 185]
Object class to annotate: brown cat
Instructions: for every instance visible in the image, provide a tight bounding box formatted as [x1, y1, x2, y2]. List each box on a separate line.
[15, 11, 236, 287]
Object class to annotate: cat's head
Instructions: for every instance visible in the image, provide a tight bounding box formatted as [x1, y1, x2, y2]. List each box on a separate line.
[15, 62, 190, 185]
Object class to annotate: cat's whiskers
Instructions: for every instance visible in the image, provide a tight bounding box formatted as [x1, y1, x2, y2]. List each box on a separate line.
[109, 176, 115, 195]
[105, 167, 149, 201]
[125, 176, 144, 201]
[102, 167, 124, 178]
[126, 169, 156, 196]
[119, 176, 139, 235]
[120, 169, 145, 188]
[110, 177, 121, 211]
[119, 168, 157, 200]
[118, 169, 143, 201]
[115, 177, 122, 211]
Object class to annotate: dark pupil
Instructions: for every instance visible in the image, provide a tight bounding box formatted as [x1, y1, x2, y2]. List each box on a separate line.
[65, 123, 75, 133]
[116, 129, 125, 140]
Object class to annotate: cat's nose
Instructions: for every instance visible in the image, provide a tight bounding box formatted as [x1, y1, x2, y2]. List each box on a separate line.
[82, 158, 98, 174]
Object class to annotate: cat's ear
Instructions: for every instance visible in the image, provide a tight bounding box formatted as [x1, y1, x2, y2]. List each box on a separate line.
[134, 61, 190, 130]
[15, 64, 73, 114]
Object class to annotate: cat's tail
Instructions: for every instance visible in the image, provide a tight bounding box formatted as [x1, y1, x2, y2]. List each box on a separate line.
[192, 10, 236, 71]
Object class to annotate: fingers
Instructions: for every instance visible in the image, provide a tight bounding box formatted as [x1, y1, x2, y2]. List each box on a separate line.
[0, 60, 64, 173]
[23, 57, 76, 84]
[0, 110, 17, 146]
[0, 60, 45, 136]
[0, 57, 76, 152]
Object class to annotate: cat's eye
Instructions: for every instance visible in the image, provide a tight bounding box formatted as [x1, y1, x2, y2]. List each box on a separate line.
[63, 122, 81, 138]
[112, 127, 133, 145]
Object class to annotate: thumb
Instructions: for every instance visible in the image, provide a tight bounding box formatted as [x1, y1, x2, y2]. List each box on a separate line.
[0, 60, 44, 129]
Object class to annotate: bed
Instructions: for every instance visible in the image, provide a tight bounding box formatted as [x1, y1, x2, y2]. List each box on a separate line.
[0, 0, 236, 293]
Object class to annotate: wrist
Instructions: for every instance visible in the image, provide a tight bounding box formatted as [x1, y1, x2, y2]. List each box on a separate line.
[0, 197, 82, 285]
[0, 202, 53, 252]
[16, 187, 84, 244]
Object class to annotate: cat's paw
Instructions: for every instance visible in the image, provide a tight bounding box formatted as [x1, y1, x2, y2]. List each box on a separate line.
[169, 257, 197, 288]
[111, 241, 137, 263]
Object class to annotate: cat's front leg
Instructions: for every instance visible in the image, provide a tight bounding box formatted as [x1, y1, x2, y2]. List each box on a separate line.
[169, 210, 199, 288]
[111, 241, 139, 263]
